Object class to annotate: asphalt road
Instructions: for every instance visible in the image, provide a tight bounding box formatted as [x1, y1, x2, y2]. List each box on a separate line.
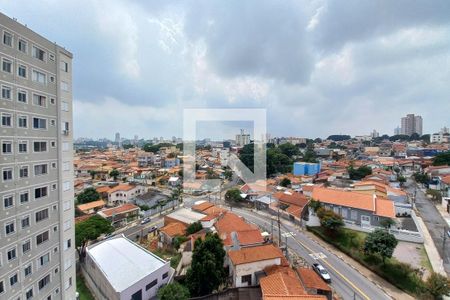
[405, 179, 450, 275]
[231, 207, 392, 300]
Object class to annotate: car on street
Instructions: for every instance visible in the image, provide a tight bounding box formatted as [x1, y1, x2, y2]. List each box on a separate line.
[148, 226, 158, 233]
[312, 263, 331, 283]
[140, 217, 151, 225]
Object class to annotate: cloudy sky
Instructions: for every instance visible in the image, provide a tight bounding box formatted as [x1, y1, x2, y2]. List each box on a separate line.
[2, 0, 449, 140]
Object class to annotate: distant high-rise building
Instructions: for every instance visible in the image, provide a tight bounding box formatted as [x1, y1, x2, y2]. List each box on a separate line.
[134, 135, 138, 145]
[370, 130, 379, 138]
[400, 114, 423, 136]
[0, 13, 75, 299]
[115, 132, 120, 143]
[236, 129, 251, 146]
[394, 126, 401, 135]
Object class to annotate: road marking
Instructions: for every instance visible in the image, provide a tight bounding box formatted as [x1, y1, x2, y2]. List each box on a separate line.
[309, 252, 327, 260]
[281, 231, 296, 237]
[234, 209, 372, 300]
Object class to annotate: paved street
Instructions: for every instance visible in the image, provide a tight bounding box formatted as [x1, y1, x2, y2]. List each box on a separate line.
[405, 179, 450, 275]
[231, 207, 392, 300]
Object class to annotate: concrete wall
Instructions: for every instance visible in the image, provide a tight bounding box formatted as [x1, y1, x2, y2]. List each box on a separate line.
[232, 258, 281, 287]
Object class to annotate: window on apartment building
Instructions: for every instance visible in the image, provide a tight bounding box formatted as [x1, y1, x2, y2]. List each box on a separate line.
[34, 163, 48, 176]
[162, 272, 169, 279]
[51, 183, 57, 191]
[50, 119, 56, 126]
[32, 70, 46, 84]
[18, 115, 28, 128]
[2, 85, 11, 99]
[26, 288, 33, 299]
[34, 141, 47, 152]
[38, 274, 50, 290]
[18, 64, 27, 78]
[63, 200, 71, 211]
[62, 121, 69, 134]
[21, 215, 30, 228]
[33, 94, 46, 106]
[33, 117, 47, 129]
[64, 239, 72, 251]
[51, 162, 57, 168]
[1, 113, 12, 127]
[241, 274, 252, 285]
[20, 166, 29, 178]
[36, 231, 49, 245]
[146, 279, 158, 291]
[350, 210, 357, 221]
[3, 31, 12, 46]
[35, 186, 48, 199]
[64, 220, 71, 231]
[7, 247, 17, 261]
[61, 101, 69, 111]
[50, 97, 55, 104]
[61, 61, 68, 72]
[18, 39, 27, 53]
[32, 46, 46, 61]
[63, 181, 71, 191]
[36, 208, 49, 222]
[23, 240, 31, 254]
[20, 191, 29, 204]
[49, 53, 55, 61]
[65, 277, 73, 290]
[9, 273, 18, 286]
[18, 90, 27, 103]
[51, 140, 56, 147]
[19, 141, 28, 153]
[2, 58, 12, 73]
[63, 161, 70, 171]
[61, 81, 69, 91]
[5, 222, 15, 235]
[2, 141, 12, 154]
[3, 168, 13, 181]
[50, 76, 55, 83]
[39, 253, 50, 267]
[64, 258, 72, 271]
[4, 195, 14, 208]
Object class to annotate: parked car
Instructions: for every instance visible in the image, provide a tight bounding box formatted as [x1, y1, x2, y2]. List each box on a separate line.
[140, 217, 151, 225]
[148, 226, 158, 233]
[312, 263, 331, 283]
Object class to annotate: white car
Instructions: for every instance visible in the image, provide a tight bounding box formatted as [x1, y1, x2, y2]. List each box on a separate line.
[312, 263, 331, 283]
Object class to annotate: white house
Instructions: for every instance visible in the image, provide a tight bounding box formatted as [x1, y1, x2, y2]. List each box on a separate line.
[107, 184, 147, 205]
[227, 244, 284, 287]
[84, 236, 172, 300]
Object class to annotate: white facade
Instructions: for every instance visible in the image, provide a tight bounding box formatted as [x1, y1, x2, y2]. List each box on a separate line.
[230, 258, 281, 287]
[84, 237, 171, 300]
[108, 185, 146, 205]
[0, 13, 75, 300]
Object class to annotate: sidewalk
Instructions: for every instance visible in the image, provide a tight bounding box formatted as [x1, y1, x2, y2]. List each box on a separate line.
[415, 215, 447, 276]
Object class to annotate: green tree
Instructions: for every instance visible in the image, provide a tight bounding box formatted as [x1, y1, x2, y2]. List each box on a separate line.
[348, 165, 372, 180]
[280, 177, 291, 187]
[433, 151, 450, 166]
[186, 233, 226, 296]
[223, 169, 233, 180]
[427, 189, 442, 203]
[278, 143, 300, 158]
[316, 207, 344, 232]
[363, 229, 398, 263]
[398, 175, 406, 187]
[109, 169, 120, 180]
[225, 188, 243, 203]
[88, 170, 97, 180]
[301, 144, 318, 163]
[77, 187, 100, 204]
[186, 222, 203, 235]
[309, 199, 322, 212]
[379, 218, 395, 229]
[425, 272, 450, 299]
[123, 144, 134, 149]
[157, 282, 190, 300]
[414, 172, 430, 184]
[75, 215, 114, 259]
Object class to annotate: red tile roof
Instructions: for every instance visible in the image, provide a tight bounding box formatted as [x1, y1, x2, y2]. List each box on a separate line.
[228, 244, 284, 265]
[160, 222, 187, 237]
[98, 203, 139, 217]
[260, 272, 306, 296]
[273, 192, 309, 207]
[296, 268, 331, 292]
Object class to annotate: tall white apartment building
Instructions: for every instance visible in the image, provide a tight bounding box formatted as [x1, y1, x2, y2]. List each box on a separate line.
[0, 13, 75, 299]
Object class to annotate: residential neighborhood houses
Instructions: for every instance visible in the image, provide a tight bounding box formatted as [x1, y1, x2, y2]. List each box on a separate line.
[2, 8, 450, 300]
[68, 128, 450, 300]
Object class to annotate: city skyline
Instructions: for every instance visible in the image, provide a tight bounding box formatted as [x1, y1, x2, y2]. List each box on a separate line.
[1, 1, 449, 139]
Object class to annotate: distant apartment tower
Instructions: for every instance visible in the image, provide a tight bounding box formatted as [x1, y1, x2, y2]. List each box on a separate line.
[400, 114, 423, 136]
[0, 13, 76, 299]
[235, 129, 251, 147]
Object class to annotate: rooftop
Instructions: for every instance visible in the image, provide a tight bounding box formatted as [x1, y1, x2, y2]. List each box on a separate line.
[228, 244, 284, 265]
[87, 236, 168, 292]
[98, 203, 139, 217]
[77, 200, 105, 211]
[166, 208, 206, 224]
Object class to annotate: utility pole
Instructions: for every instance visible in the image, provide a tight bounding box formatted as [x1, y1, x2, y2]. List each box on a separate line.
[277, 206, 281, 248]
[443, 227, 448, 252]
